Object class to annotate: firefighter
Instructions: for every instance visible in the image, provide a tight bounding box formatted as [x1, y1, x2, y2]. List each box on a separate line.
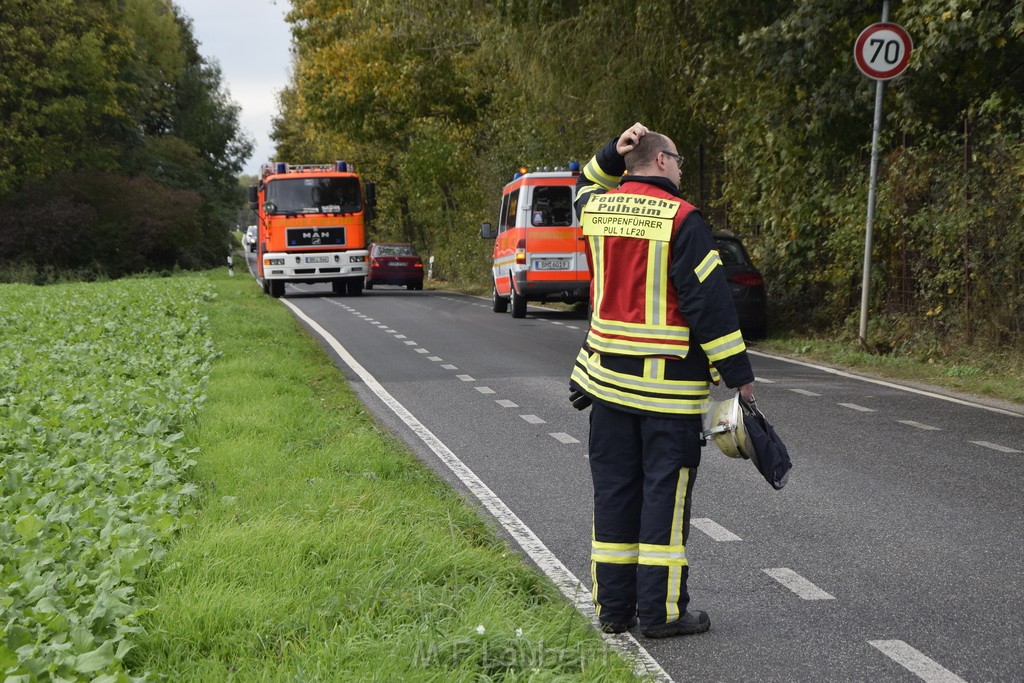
[569, 123, 755, 638]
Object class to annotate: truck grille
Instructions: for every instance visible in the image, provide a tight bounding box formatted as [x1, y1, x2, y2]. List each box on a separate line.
[287, 226, 345, 247]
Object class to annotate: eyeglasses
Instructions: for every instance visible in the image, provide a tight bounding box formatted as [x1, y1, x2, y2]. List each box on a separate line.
[661, 150, 683, 166]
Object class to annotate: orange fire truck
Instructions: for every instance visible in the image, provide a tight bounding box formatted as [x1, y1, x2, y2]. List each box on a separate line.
[248, 161, 376, 298]
[480, 164, 590, 318]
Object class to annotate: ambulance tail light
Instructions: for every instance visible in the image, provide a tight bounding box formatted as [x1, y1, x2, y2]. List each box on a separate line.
[515, 239, 527, 265]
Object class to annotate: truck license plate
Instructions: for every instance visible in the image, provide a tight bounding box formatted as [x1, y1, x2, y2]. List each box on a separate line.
[535, 259, 570, 270]
[305, 256, 330, 264]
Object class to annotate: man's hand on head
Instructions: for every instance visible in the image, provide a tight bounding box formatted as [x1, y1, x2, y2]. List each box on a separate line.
[616, 122, 649, 155]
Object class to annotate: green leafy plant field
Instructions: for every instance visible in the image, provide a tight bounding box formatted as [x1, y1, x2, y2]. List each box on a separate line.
[1, 278, 217, 681]
[3, 272, 643, 682]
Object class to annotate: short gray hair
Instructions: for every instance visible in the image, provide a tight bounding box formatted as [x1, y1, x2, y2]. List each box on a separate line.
[624, 132, 671, 172]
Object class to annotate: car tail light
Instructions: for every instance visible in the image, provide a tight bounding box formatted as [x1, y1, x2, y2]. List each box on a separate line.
[515, 238, 527, 265]
[370, 258, 381, 269]
[414, 262, 423, 268]
[729, 273, 763, 287]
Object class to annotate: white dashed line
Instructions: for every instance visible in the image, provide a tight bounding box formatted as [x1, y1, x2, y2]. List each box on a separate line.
[456, 374, 474, 382]
[763, 568, 835, 600]
[550, 321, 564, 326]
[496, 399, 519, 408]
[839, 403, 876, 412]
[868, 640, 968, 683]
[403, 340, 417, 346]
[567, 325, 581, 330]
[969, 440, 1022, 453]
[520, 414, 546, 424]
[394, 334, 407, 339]
[385, 329, 397, 333]
[756, 377, 775, 383]
[427, 357, 443, 362]
[415, 348, 429, 354]
[550, 433, 580, 444]
[475, 386, 496, 395]
[441, 364, 458, 370]
[789, 388, 822, 397]
[691, 518, 742, 541]
[898, 420, 941, 431]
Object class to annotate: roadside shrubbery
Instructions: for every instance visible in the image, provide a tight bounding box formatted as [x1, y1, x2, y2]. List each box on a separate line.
[0, 277, 216, 680]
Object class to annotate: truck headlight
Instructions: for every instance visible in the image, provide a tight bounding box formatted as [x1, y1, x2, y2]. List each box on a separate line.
[349, 255, 367, 263]
[264, 258, 285, 266]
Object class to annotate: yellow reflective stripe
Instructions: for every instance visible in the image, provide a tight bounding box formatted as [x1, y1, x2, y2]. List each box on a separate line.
[694, 249, 723, 283]
[576, 184, 601, 203]
[592, 540, 639, 565]
[709, 363, 722, 384]
[589, 234, 604, 313]
[586, 334, 688, 357]
[577, 351, 707, 393]
[583, 156, 619, 188]
[571, 353, 710, 415]
[645, 357, 663, 380]
[646, 240, 670, 326]
[701, 329, 747, 362]
[638, 543, 688, 566]
[666, 467, 690, 621]
[591, 316, 689, 341]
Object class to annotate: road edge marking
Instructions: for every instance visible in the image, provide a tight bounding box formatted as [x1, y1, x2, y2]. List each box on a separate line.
[281, 299, 672, 683]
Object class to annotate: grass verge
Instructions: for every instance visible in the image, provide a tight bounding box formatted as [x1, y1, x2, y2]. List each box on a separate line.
[126, 269, 640, 681]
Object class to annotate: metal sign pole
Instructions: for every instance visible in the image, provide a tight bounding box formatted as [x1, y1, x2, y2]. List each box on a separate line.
[858, 0, 891, 346]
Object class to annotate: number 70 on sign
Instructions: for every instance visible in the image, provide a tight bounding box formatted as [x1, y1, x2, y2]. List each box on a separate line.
[854, 22, 913, 80]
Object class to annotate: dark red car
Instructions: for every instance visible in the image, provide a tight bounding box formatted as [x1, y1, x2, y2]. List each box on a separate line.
[365, 242, 424, 290]
[714, 231, 768, 339]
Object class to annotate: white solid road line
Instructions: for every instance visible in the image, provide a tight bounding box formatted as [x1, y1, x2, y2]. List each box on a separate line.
[691, 518, 742, 542]
[283, 299, 671, 682]
[763, 568, 835, 600]
[868, 640, 968, 683]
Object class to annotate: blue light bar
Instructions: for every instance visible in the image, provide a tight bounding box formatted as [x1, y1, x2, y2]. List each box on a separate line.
[336, 160, 348, 172]
[568, 161, 580, 172]
[275, 162, 287, 173]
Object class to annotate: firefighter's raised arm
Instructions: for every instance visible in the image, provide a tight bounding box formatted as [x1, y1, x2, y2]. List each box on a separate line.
[574, 122, 650, 214]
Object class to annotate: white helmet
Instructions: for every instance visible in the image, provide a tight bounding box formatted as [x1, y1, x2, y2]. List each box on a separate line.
[706, 393, 755, 460]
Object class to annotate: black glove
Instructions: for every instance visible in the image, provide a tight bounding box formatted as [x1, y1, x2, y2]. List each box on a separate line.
[569, 388, 592, 411]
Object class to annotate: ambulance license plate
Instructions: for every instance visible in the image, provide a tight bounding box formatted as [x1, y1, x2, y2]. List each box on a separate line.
[535, 259, 570, 270]
[305, 256, 330, 264]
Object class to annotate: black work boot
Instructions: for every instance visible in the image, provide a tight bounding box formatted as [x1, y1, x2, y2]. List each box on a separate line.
[599, 616, 638, 634]
[640, 610, 710, 638]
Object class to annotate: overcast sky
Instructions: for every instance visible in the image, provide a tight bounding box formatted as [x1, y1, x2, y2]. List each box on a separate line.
[173, 0, 292, 176]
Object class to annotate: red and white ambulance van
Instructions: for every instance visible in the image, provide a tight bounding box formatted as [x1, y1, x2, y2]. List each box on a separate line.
[480, 164, 590, 318]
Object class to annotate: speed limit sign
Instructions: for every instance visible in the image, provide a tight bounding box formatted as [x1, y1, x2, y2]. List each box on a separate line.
[854, 22, 913, 80]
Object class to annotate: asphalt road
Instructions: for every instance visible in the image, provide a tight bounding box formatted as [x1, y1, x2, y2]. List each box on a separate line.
[263, 273, 1024, 683]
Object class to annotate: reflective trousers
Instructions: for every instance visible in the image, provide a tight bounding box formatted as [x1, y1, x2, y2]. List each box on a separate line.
[588, 400, 702, 627]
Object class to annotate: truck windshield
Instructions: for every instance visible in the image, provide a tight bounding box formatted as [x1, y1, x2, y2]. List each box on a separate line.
[266, 177, 362, 214]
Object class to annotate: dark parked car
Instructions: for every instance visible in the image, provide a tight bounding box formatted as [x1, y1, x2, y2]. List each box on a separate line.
[365, 242, 424, 290]
[714, 231, 767, 339]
